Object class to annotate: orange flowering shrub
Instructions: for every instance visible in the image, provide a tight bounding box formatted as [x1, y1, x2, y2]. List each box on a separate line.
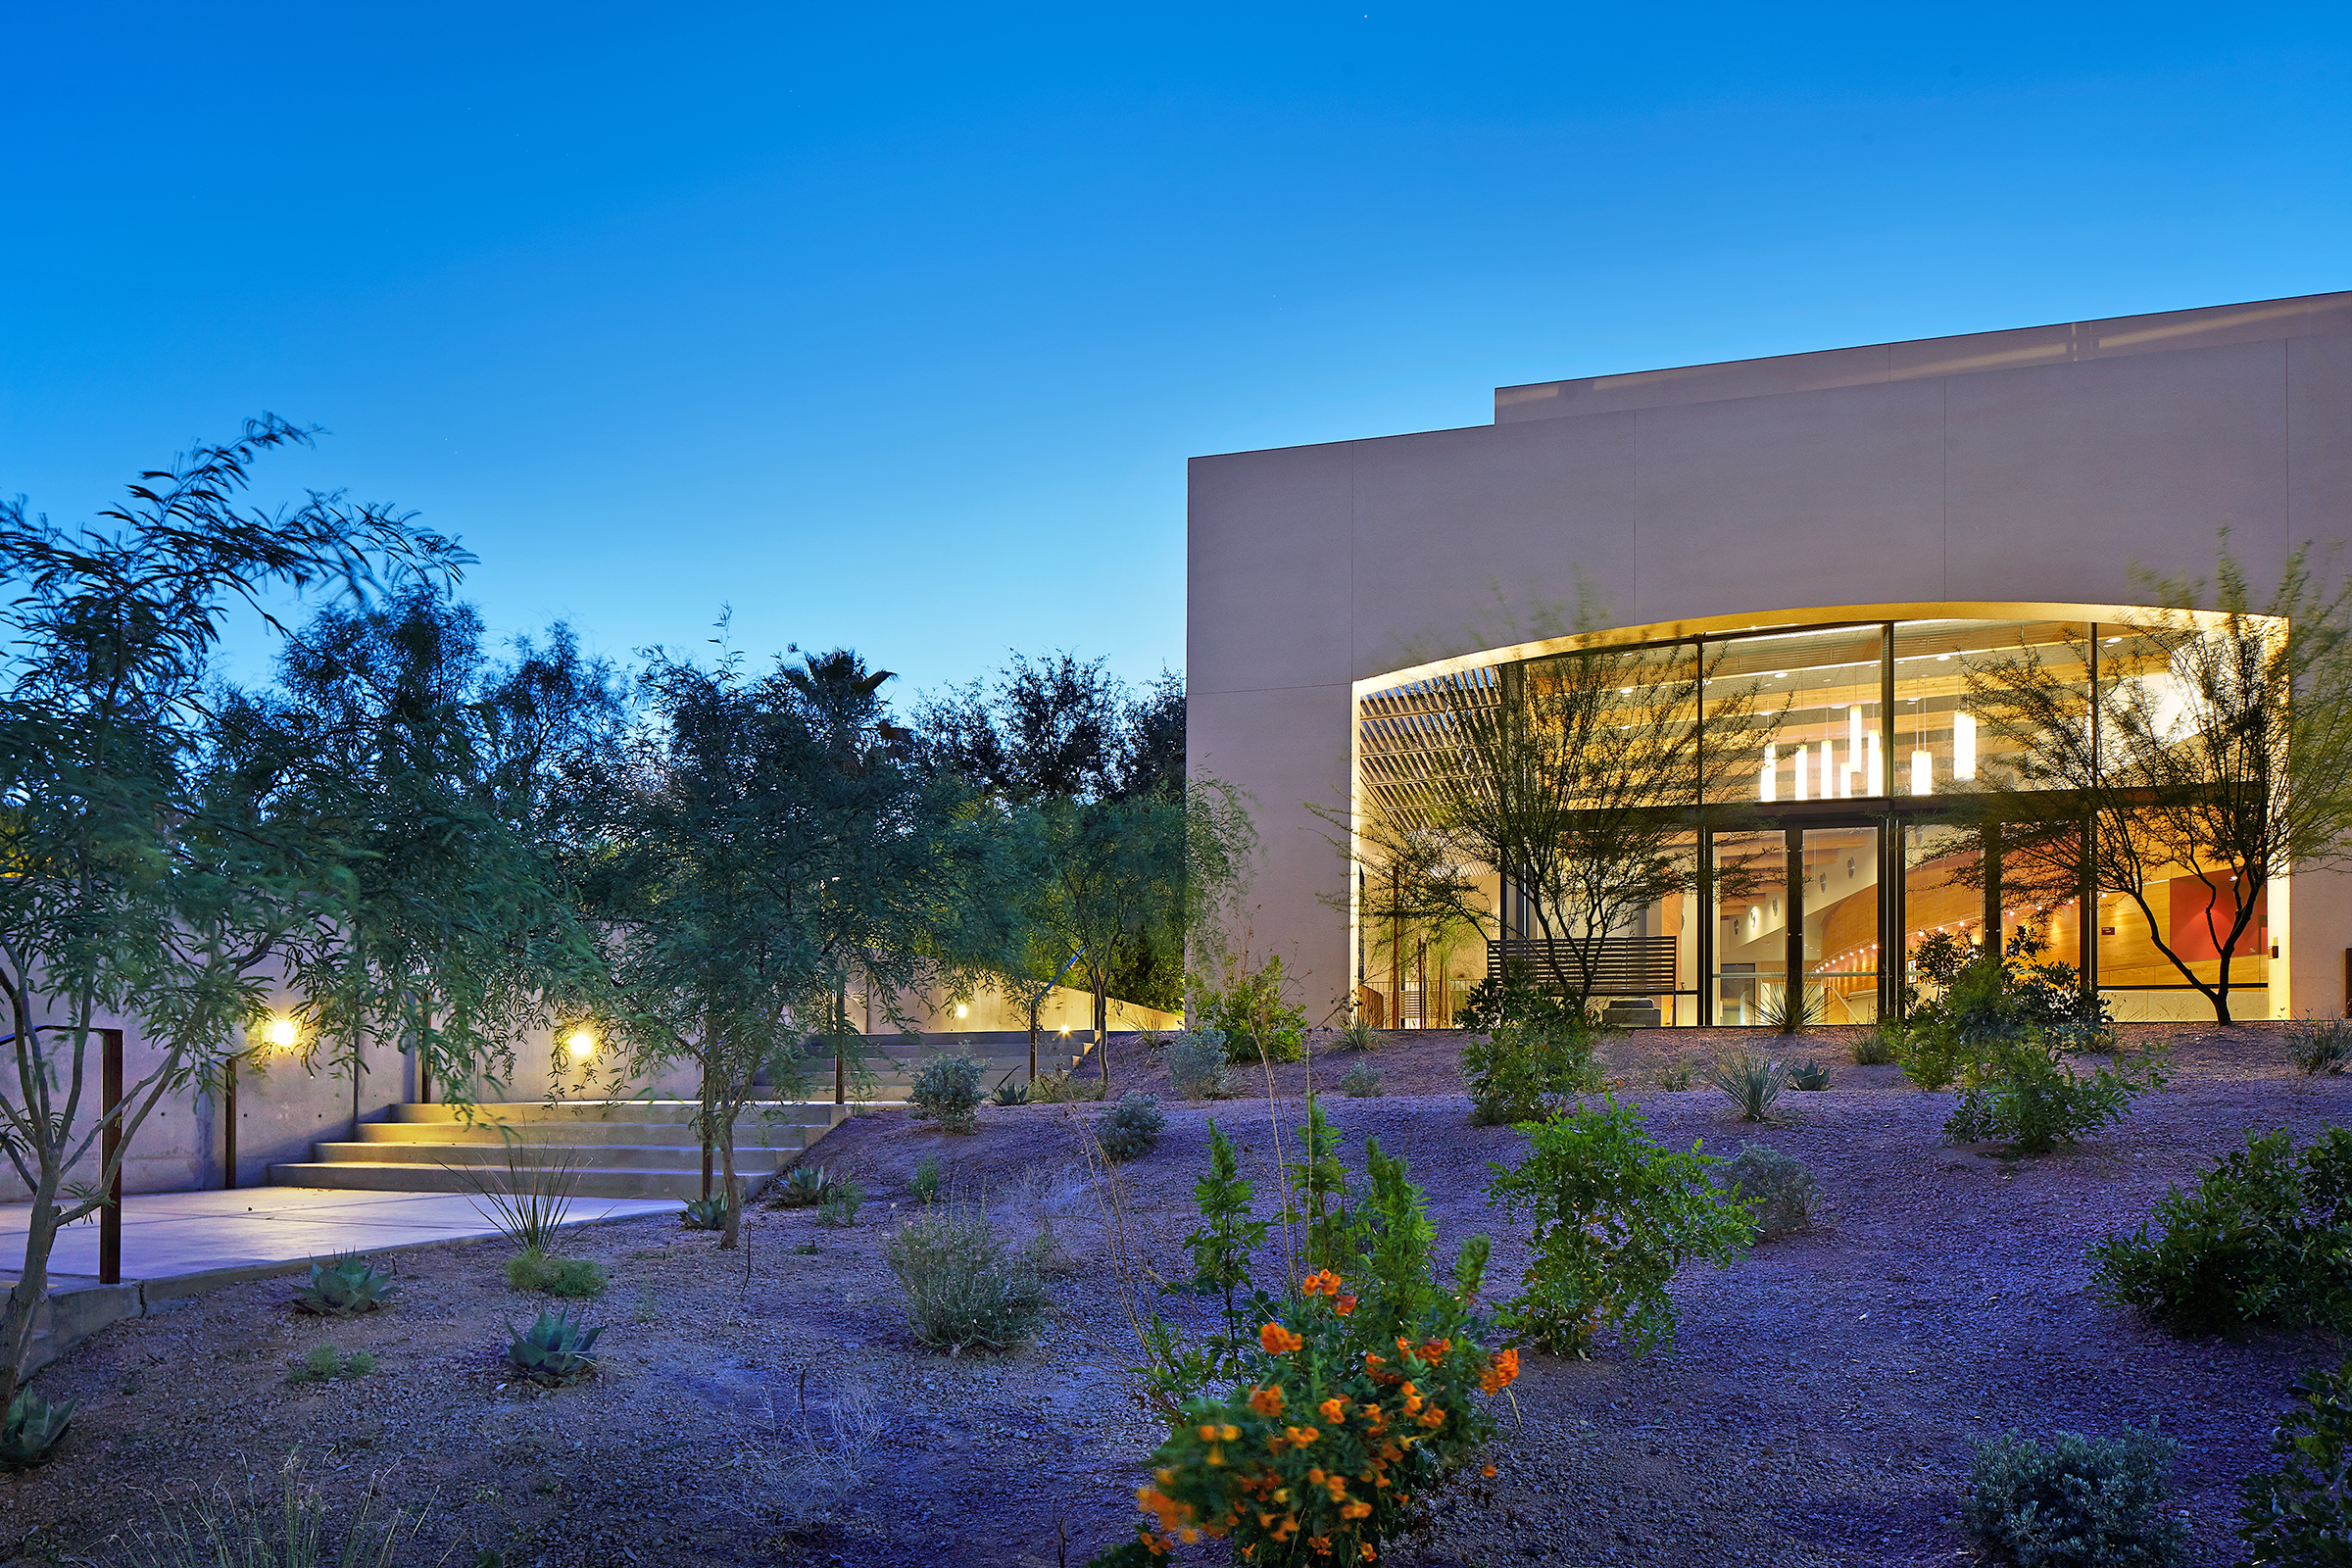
[1094, 1101, 1510, 1565]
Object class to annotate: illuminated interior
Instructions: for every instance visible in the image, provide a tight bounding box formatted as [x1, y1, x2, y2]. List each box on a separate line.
[1352, 603, 2275, 1028]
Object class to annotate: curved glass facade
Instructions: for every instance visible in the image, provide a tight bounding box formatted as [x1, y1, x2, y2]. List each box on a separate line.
[1351, 605, 2271, 1029]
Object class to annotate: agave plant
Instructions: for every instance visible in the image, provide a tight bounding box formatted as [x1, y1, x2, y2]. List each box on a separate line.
[1788, 1060, 1833, 1091]
[773, 1163, 831, 1207]
[294, 1252, 400, 1316]
[990, 1074, 1031, 1107]
[505, 1306, 605, 1386]
[679, 1195, 729, 1231]
[0, 1387, 75, 1470]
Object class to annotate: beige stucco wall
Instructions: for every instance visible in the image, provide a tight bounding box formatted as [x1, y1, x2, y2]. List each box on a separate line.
[1189, 292, 2352, 1019]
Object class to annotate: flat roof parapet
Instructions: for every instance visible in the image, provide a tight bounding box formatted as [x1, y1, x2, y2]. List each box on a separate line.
[1494, 290, 2352, 423]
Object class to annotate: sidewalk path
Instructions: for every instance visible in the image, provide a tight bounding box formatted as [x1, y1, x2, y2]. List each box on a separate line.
[1, 1186, 678, 1289]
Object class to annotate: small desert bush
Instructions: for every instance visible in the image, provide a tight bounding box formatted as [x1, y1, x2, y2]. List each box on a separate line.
[2091, 1127, 2352, 1335]
[1486, 1097, 1751, 1357]
[1195, 956, 1308, 1064]
[504, 1250, 607, 1298]
[1030, 1069, 1102, 1103]
[1095, 1093, 1165, 1162]
[2288, 1017, 2352, 1075]
[1760, 984, 1822, 1034]
[1708, 1048, 1788, 1122]
[908, 1154, 942, 1202]
[817, 1180, 865, 1228]
[1657, 1060, 1694, 1091]
[1161, 1031, 1230, 1100]
[1788, 1060, 1831, 1091]
[287, 1345, 375, 1384]
[1721, 1144, 1816, 1241]
[1850, 1021, 1901, 1066]
[907, 1054, 986, 1132]
[990, 1074, 1031, 1105]
[1945, 1038, 2165, 1155]
[1462, 1019, 1602, 1126]
[124, 1455, 427, 1568]
[1339, 1058, 1384, 1098]
[884, 1202, 1050, 1353]
[1962, 1426, 2188, 1568]
[2237, 1356, 2352, 1563]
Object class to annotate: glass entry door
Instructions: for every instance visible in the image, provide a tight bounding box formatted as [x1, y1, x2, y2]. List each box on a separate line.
[1802, 824, 1881, 1024]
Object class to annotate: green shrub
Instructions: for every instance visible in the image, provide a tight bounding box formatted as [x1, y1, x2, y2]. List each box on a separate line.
[1462, 1019, 1602, 1126]
[1454, 958, 1587, 1033]
[293, 1253, 399, 1316]
[1708, 1048, 1788, 1121]
[2237, 1356, 2352, 1563]
[1850, 1021, 1901, 1066]
[817, 1180, 865, 1228]
[1195, 956, 1308, 1064]
[1722, 1143, 1816, 1241]
[2288, 1017, 2352, 1075]
[0, 1388, 74, 1470]
[1945, 1038, 2162, 1155]
[505, 1250, 608, 1298]
[1962, 1426, 2188, 1567]
[1338, 1013, 1376, 1052]
[1095, 1092, 1164, 1162]
[908, 1054, 987, 1132]
[1486, 1097, 1752, 1357]
[1102, 1102, 1510, 1566]
[1657, 1060, 1693, 1091]
[909, 1154, 942, 1202]
[505, 1306, 604, 1386]
[1030, 1068, 1102, 1103]
[884, 1202, 1050, 1353]
[1902, 928, 2114, 1088]
[1788, 1060, 1832, 1091]
[991, 1073, 1031, 1105]
[679, 1194, 729, 1231]
[287, 1344, 375, 1383]
[773, 1162, 831, 1206]
[1161, 1031, 1230, 1099]
[2090, 1127, 2352, 1336]
[1339, 1058, 1384, 1098]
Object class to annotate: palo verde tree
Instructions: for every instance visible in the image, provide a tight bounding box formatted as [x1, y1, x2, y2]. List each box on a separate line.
[1963, 536, 2352, 1023]
[209, 585, 625, 1108]
[916, 656, 1250, 1080]
[584, 647, 971, 1247]
[0, 418, 466, 1401]
[1346, 594, 1774, 1010]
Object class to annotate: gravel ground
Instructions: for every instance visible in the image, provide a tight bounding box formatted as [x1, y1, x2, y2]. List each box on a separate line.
[4, 1022, 2343, 1567]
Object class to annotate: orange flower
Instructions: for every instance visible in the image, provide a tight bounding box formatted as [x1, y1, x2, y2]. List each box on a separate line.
[1417, 1405, 1447, 1429]
[1416, 1338, 1451, 1362]
[1359, 1545, 1378, 1562]
[1309, 1537, 1333, 1556]
[1479, 1347, 1521, 1395]
[1335, 1294, 1357, 1316]
[1398, 1381, 1422, 1415]
[1482, 1462, 1498, 1477]
[1301, 1268, 1343, 1297]
[1341, 1499, 1372, 1520]
[1318, 1396, 1348, 1424]
[1259, 1322, 1304, 1354]
[1285, 1425, 1321, 1447]
[1249, 1384, 1287, 1417]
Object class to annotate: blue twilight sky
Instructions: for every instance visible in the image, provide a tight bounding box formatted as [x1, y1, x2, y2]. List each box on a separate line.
[3, 5, 2348, 704]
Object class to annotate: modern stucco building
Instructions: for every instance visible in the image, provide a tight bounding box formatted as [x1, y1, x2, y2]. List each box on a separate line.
[1187, 291, 2352, 1031]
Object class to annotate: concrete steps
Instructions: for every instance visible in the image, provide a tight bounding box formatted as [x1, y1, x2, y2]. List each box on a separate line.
[270, 1099, 852, 1200]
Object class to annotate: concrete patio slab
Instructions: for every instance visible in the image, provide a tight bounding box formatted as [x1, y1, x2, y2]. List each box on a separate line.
[2, 1185, 679, 1288]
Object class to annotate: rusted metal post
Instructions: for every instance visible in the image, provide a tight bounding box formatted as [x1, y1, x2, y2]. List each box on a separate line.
[100, 1028, 123, 1285]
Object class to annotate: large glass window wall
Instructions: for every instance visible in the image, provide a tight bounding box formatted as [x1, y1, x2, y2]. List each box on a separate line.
[1353, 604, 2286, 1026]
